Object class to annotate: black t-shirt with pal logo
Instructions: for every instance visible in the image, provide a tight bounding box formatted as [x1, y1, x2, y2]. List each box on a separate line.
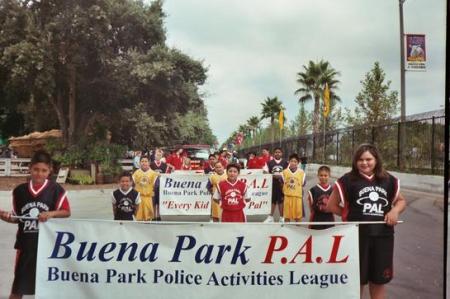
[13, 180, 68, 250]
[335, 172, 399, 236]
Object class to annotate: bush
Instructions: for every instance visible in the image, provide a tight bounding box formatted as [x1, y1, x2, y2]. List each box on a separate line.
[68, 174, 94, 185]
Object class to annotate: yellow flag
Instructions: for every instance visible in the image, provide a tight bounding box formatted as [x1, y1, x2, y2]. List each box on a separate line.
[323, 83, 330, 118]
[278, 109, 284, 130]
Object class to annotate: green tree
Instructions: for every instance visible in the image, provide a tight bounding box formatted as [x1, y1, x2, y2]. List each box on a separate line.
[294, 60, 341, 134]
[346, 62, 399, 126]
[247, 116, 260, 137]
[0, 0, 211, 147]
[261, 96, 283, 143]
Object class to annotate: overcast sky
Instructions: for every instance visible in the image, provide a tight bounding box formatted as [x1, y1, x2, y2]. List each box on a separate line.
[162, 0, 446, 144]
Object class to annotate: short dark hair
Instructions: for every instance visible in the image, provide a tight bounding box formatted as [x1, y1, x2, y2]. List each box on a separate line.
[208, 154, 216, 159]
[119, 171, 132, 180]
[288, 153, 300, 162]
[31, 150, 52, 166]
[140, 155, 149, 162]
[226, 163, 241, 173]
[318, 165, 331, 174]
[273, 147, 282, 152]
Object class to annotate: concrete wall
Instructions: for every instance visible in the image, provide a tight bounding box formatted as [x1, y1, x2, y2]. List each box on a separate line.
[307, 163, 444, 194]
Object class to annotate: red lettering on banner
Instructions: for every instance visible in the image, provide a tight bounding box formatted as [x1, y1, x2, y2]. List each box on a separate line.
[262, 236, 288, 264]
[326, 235, 349, 263]
[289, 236, 313, 264]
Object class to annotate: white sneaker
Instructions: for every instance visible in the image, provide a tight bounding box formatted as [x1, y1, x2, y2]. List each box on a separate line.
[279, 217, 285, 223]
[264, 216, 274, 223]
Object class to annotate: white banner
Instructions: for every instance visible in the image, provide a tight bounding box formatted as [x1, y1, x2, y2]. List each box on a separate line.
[159, 174, 272, 216]
[36, 220, 360, 299]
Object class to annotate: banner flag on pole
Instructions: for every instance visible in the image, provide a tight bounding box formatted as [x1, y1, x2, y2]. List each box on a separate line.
[323, 83, 330, 118]
[278, 109, 284, 130]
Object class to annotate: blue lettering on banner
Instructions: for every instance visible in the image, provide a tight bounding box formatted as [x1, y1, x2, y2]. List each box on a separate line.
[47, 266, 99, 283]
[106, 269, 147, 283]
[288, 271, 349, 288]
[170, 235, 250, 265]
[48, 231, 159, 262]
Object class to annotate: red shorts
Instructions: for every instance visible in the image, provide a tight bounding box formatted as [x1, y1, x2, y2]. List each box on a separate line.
[221, 210, 246, 222]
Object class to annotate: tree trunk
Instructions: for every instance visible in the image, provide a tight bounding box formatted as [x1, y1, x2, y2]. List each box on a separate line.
[49, 87, 68, 145]
[67, 64, 76, 146]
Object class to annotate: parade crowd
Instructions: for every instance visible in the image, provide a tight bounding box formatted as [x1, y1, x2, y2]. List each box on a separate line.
[0, 144, 406, 299]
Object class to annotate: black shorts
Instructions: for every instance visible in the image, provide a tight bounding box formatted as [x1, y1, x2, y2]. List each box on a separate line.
[271, 189, 283, 204]
[12, 249, 37, 295]
[359, 233, 394, 285]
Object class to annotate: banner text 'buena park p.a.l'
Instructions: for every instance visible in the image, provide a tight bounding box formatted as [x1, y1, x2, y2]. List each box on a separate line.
[36, 220, 360, 299]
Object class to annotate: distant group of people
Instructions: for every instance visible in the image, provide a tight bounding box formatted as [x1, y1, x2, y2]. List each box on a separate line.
[0, 143, 407, 299]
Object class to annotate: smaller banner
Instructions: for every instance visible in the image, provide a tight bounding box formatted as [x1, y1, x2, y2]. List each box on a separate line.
[405, 34, 426, 71]
[159, 173, 272, 216]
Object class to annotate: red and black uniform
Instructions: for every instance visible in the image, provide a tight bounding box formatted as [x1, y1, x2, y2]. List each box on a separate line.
[266, 159, 289, 203]
[308, 184, 334, 229]
[112, 188, 140, 221]
[150, 160, 169, 174]
[214, 179, 248, 222]
[12, 179, 70, 295]
[335, 172, 399, 285]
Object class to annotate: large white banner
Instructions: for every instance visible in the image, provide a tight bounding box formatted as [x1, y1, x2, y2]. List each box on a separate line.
[36, 220, 360, 299]
[159, 174, 272, 216]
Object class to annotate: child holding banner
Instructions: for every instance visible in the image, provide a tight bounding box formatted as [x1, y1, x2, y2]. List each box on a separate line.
[0, 150, 71, 298]
[306, 165, 334, 229]
[263, 147, 289, 223]
[213, 163, 250, 222]
[326, 143, 406, 299]
[132, 155, 158, 221]
[112, 171, 141, 221]
[281, 153, 306, 223]
[207, 161, 227, 222]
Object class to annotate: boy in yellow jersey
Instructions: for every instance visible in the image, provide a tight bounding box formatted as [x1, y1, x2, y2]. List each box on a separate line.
[132, 156, 158, 221]
[281, 153, 306, 222]
[206, 161, 227, 222]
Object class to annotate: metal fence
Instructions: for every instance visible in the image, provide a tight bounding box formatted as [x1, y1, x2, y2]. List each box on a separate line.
[239, 116, 445, 175]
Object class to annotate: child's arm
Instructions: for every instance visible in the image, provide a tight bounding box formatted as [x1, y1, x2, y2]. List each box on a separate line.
[306, 191, 313, 214]
[325, 189, 343, 216]
[385, 192, 406, 226]
[212, 188, 221, 203]
[134, 193, 142, 217]
[0, 209, 18, 223]
[39, 209, 70, 222]
[39, 193, 71, 222]
[206, 179, 213, 194]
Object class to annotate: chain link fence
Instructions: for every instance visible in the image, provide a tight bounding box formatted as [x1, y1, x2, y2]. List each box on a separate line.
[239, 116, 445, 175]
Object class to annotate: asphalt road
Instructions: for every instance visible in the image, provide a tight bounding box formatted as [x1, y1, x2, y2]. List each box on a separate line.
[0, 177, 445, 299]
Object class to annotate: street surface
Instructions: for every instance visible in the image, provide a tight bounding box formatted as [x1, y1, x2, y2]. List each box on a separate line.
[0, 175, 444, 298]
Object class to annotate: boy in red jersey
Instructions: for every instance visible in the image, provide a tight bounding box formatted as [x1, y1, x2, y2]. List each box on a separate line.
[213, 163, 251, 222]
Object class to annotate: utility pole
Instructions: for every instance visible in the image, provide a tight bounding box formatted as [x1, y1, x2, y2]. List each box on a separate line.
[398, 0, 406, 169]
[399, 0, 406, 122]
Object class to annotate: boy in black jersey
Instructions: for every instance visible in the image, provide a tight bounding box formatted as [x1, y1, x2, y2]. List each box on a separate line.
[263, 147, 289, 223]
[306, 165, 334, 229]
[112, 172, 141, 221]
[0, 150, 71, 298]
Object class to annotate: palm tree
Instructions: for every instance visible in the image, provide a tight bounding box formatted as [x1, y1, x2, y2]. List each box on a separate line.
[261, 96, 283, 143]
[294, 60, 341, 134]
[247, 116, 261, 145]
